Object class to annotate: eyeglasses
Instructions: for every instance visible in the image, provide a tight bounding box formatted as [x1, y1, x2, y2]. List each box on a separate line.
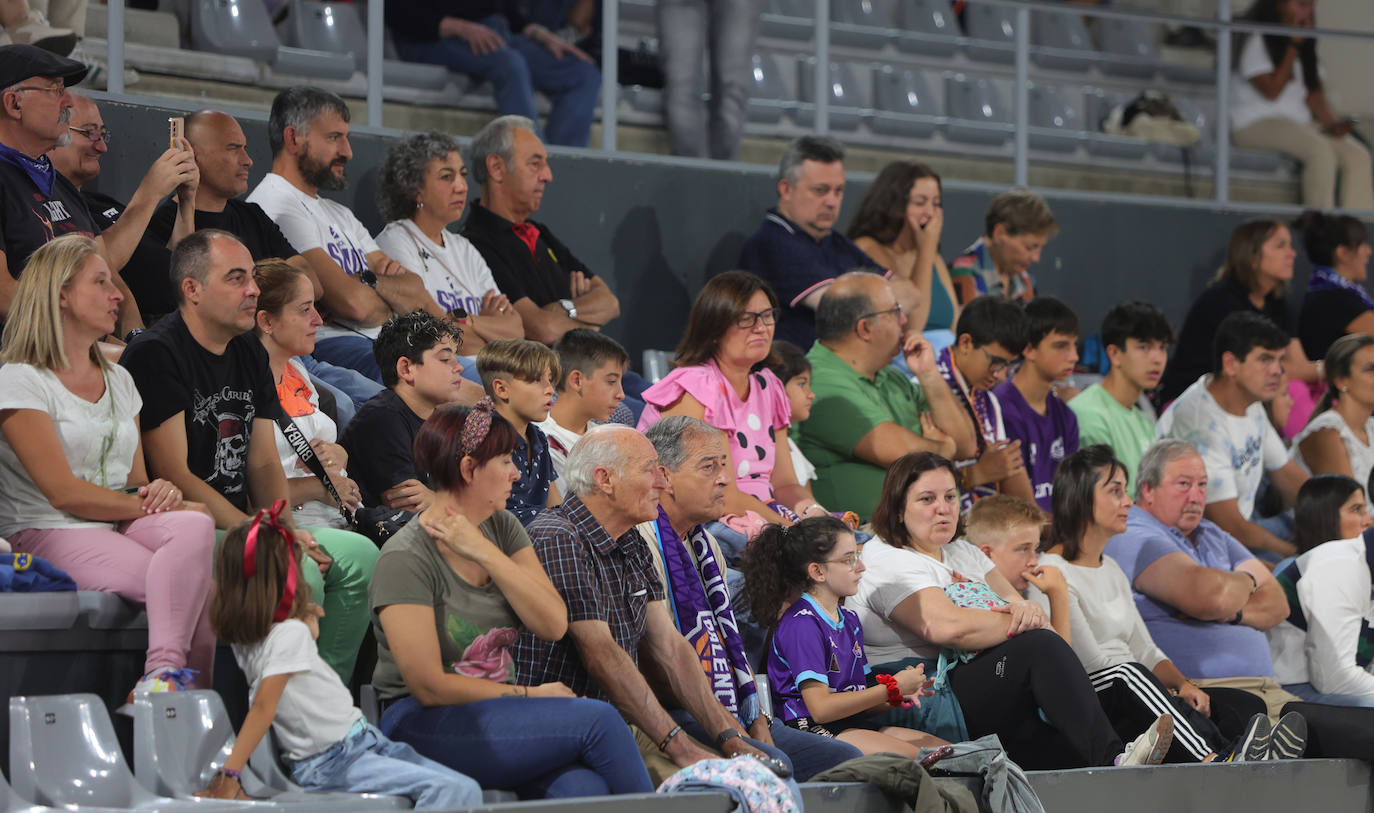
[735, 307, 780, 330]
[68, 125, 112, 145]
[979, 346, 1018, 375]
[9, 84, 66, 98]
[859, 303, 903, 322]
[822, 552, 861, 570]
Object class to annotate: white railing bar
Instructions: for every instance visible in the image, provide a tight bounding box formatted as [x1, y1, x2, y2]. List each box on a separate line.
[814, 0, 829, 135]
[106, 0, 124, 94]
[366, 0, 383, 127]
[601, 0, 618, 152]
[1013, 3, 1030, 188]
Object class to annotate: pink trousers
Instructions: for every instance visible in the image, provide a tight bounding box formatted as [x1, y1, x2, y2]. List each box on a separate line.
[10, 511, 217, 686]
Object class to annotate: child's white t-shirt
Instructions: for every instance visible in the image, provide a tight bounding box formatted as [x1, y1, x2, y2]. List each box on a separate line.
[231, 618, 362, 761]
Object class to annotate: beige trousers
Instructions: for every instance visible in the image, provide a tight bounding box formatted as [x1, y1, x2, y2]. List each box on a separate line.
[1191, 675, 1301, 722]
[1234, 116, 1374, 210]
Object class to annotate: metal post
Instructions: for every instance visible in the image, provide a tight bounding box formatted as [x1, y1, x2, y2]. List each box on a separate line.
[366, 0, 384, 126]
[601, 0, 618, 151]
[107, 0, 125, 95]
[814, 0, 829, 134]
[1013, 3, 1030, 187]
[1215, 0, 1232, 203]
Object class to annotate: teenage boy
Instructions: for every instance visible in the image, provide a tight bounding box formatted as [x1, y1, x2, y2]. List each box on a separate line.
[936, 295, 1036, 509]
[995, 297, 1081, 513]
[1070, 301, 1175, 489]
[1158, 311, 1309, 561]
[476, 338, 563, 524]
[964, 495, 1069, 640]
[949, 189, 1057, 305]
[339, 312, 470, 512]
[536, 328, 628, 484]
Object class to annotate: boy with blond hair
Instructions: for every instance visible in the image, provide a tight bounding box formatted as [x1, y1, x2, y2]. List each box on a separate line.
[964, 495, 1070, 640]
[477, 339, 563, 524]
[536, 329, 629, 485]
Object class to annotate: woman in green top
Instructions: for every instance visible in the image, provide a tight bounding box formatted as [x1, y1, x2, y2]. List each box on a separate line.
[369, 400, 651, 798]
[849, 161, 961, 351]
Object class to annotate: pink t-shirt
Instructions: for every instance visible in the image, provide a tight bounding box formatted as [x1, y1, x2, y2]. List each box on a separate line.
[638, 360, 792, 502]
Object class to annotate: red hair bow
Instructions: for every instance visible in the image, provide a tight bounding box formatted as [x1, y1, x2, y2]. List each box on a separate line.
[243, 499, 299, 623]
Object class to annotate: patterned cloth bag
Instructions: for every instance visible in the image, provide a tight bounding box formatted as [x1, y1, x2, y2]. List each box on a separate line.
[658, 757, 800, 813]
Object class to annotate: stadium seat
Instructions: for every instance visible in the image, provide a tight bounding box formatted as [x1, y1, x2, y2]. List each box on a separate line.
[1082, 87, 1151, 159]
[641, 349, 674, 384]
[963, 2, 1016, 64]
[1031, 8, 1096, 71]
[618, 0, 656, 24]
[746, 53, 790, 124]
[1028, 84, 1083, 153]
[1097, 18, 1160, 78]
[0, 769, 48, 813]
[626, 85, 664, 114]
[78, 591, 147, 630]
[794, 58, 864, 131]
[8, 693, 240, 811]
[280, 0, 450, 90]
[829, 0, 893, 49]
[1166, 97, 1285, 172]
[0, 593, 79, 632]
[190, 0, 353, 80]
[759, 0, 814, 40]
[895, 0, 959, 57]
[870, 65, 939, 138]
[944, 73, 1011, 145]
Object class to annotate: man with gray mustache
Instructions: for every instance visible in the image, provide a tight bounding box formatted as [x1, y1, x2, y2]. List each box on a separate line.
[0, 44, 195, 334]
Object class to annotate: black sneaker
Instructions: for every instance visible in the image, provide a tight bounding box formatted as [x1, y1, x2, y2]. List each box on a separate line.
[1225, 713, 1272, 762]
[1267, 712, 1308, 760]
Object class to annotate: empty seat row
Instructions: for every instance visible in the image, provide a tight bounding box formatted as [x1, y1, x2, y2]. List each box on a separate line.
[0, 590, 146, 634]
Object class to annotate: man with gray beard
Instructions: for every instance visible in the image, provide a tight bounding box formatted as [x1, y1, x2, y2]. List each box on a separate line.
[0, 44, 193, 333]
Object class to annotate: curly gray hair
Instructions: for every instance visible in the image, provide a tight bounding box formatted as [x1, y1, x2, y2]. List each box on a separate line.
[376, 131, 464, 223]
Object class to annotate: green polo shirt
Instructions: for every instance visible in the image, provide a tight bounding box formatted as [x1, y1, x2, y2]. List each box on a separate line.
[1068, 382, 1156, 490]
[797, 343, 931, 522]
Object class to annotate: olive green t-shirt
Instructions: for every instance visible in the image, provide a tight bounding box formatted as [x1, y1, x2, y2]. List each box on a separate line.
[369, 509, 532, 700]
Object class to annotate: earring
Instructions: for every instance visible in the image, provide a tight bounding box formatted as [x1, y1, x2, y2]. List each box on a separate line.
[416, 200, 424, 210]
[1342, 386, 1350, 393]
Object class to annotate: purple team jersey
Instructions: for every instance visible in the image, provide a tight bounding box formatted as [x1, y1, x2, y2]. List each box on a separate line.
[767, 594, 872, 722]
[992, 382, 1080, 513]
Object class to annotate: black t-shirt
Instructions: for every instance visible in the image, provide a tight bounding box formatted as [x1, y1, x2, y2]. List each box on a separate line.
[461, 201, 593, 308]
[0, 157, 97, 278]
[148, 198, 299, 263]
[339, 388, 427, 507]
[385, 0, 525, 44]
[83, 189, 177, 320]
[119, 311, 283, 511]
[1160, 279, 1292, 403]
[1299, 288, 1371, 361]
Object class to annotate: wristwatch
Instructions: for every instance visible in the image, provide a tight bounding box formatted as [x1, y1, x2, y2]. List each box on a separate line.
[559, 298, 578, 319]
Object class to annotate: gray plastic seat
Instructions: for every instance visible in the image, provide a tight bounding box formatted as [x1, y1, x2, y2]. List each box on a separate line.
[963, 3, 1015, 64]
[1032, 9, 1096, 70]
[829, 0, 893, 49]
[1082, 87, 1150, 159]
[281, 0, 448, 89]
[128, 691, 407, 810]
[0, 769, 56, 813]
[759, 0, 813, 40]
[626, 85, 664, 114]
[641, 350, 674, 384]
[0, 593, 79, 632]
[1097, 18, 1161, 78]
[944, 74, 1010, 145]
[1028, 84, 1083, 153]
[78, 591, 148, 630]
[1167, 98, 1284, 172]
[746, 53, 789, 124]
[870, 66, 938, 138]
[895, 0, 959, 57]
[8, 693, 243, 812]
[190, 0, 353, 79]
[794, 58, 863, 131]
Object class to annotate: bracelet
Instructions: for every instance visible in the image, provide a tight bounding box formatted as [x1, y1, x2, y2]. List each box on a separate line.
[714, 729, 743, 749]
[657, 724, 682, 752]
[1228, 608, 1244, 625]
[217, 768, 242, 781]
[1241, 570, 1258, 594]
[875, 674, 904, 708]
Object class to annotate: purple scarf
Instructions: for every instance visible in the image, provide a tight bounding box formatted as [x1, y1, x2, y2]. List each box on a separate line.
[653, 507, 760, 724]
[1308, 265, 1374, 312]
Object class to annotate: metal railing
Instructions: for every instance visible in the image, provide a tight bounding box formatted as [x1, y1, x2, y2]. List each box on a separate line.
[96, 0, 1374, 208]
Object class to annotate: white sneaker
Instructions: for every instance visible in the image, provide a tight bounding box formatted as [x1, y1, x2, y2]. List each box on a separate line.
[6, 10, 77, 56]
[1118, 714, 1174, 766]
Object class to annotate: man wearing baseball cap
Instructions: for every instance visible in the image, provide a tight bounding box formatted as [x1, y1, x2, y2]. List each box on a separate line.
[0, 44, 194, 335]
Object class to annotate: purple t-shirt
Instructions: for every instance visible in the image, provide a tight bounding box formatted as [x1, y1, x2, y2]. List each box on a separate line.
[767, 593, 871, 722]
[1103, 506, 1274, 679]
[992, 381, 1080, 513]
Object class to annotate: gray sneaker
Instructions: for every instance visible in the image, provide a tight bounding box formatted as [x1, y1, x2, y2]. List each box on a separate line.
[1225, 713, 1272, 762]
[1267, 712, 1308, 760]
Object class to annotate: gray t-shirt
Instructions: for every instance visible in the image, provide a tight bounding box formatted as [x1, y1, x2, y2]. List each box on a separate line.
[369, 509, 532, 699]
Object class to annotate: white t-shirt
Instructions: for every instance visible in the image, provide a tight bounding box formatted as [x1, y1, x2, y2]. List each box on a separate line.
[246, 173, 382, 342]
[272, 358, 347, 529]
[1157, 375, 1288, 520]
[1267, 535, 1374, 696]
[1291, 410, 1374, 507]
[1028, 552, 1169, 675]
[851, 536, 997, 662]
[0, 363, 142, 536]
[535, 414, 583, 490]
[1231, 33, 1314, 131]
[787, 436, 816, 483]
[231, 618, 362, 761]
[375, 219, 499, 317]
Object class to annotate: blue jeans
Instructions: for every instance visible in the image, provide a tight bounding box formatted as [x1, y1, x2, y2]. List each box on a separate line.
[1284, 681, 1374, 708]
[313, 336, 385, 387]
[289, 721, 482, 810]
[394, 15, 601, 147]
[299, 354, 381, 422]
[381, 695, 652, 799]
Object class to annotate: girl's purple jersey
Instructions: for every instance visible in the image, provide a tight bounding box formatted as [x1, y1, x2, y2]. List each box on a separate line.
[767, 593, 872, 721]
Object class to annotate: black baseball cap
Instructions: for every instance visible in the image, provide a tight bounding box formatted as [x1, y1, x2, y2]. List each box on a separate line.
[0, 44, 88, 91]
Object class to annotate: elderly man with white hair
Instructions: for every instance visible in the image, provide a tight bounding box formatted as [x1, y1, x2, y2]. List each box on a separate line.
[513, 423, 793, 784]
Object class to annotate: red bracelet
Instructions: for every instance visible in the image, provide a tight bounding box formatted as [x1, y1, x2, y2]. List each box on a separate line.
[875, 674, 904, 707]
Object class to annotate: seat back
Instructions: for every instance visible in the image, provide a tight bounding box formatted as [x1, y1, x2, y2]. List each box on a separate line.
[899, 0, 957, 37]
[945, 74, 1008, 124]
[1098, 18, 1159, 61]
[770, 0, 813, 18]
[964, 3, 1015, 45]
[1033, 9, 1093, 52]
[9, 694, 159, 808]
[641, 349, 674, 384]
[282, 0, 367, 70]
[872, 66, 935, 116]
[190, 0, 280, 61]
[128, 690, 281, 799]
[831, 0, 893, 27]
[748, 53, 786, 102]
[1029, 85, 1080, 131]
[796, 59, 863, 109]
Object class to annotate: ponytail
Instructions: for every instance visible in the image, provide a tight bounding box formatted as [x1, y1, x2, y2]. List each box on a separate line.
[740, 517, 850, 629]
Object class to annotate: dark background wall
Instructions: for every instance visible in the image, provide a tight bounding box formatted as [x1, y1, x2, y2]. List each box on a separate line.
[93, 98, 1366, 364]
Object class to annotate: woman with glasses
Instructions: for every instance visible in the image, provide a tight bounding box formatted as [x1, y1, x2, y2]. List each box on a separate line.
[638, 271, 827, 535]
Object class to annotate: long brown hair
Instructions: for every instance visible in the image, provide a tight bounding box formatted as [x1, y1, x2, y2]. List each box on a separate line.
[210, 512, 314, 645]
[847, 161, 943, 246]
[872, 452, 962, 549]
[1214, 219, 1287, 297]
[673, 270, 780, 368]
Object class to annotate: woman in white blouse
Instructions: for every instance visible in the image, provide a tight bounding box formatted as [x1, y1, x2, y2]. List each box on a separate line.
[1293, 334, 1374, 502]
[374, 131, 523, 356]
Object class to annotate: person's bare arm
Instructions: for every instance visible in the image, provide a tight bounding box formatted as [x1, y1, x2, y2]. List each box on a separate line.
[1268, 459, 1308, 508]
[0, 409, 146, 521]
[1203, 499, 1297, 558]
[1133, 550, 1261, 621]
[1234, 558, 1291, 630]
[1248, 40, 1302, 100]
[97, 144, 197, 273]
[285, 255, 324, 300]
[511, 297, 585, 345]
[569, 273, 619, 327]
[1307, 89, 1344, 128]
[298, 248, 391, 327]
[904, 335, 978, 457]
[141, 412, 249, 529]
[1298, 427, 1354, 478]
[468, 290, 524, 343]
[888, 588, 1016, 651]
[200, 672, 290, 799]
[365, 250, 452, 318]
[1284, 338, 1320, 385]
[999, 468, 1037, 502]
[797, 666, 929, 723]
[852, 419, 956, 468]
[639, 601, 748, 742]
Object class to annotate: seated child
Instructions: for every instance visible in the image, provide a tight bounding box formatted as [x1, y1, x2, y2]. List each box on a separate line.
[964, 494, 1070, 640]
[741, 516, 946, 756]
[201, 502, 481, 808]
[476, 339, 563, 525]
[536, 329, 629, 487]
[765, 341, 819, 489]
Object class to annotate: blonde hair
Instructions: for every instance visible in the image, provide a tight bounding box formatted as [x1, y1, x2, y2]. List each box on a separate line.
[476, 338, 561, 394]
[0, 234, 109, 371]
[964, 495, 1046, 548]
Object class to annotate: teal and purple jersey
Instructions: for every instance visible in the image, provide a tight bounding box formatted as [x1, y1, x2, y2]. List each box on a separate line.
[767, 594, 872, 722]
